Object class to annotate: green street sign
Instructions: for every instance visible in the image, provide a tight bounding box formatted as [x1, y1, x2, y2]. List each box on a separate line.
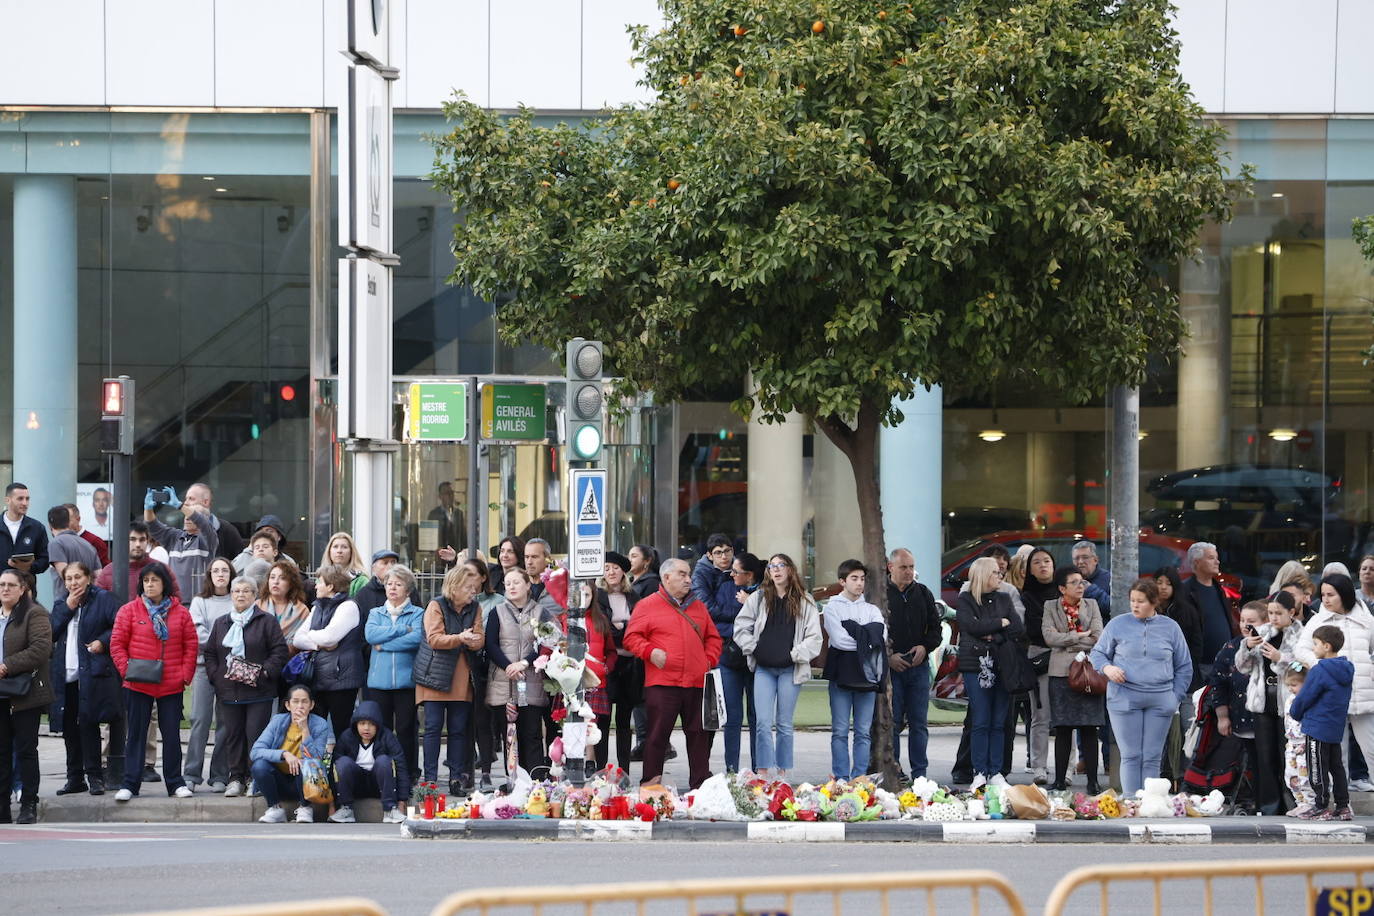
[482, 383, 547, 441]
[406, 382, 468, 441]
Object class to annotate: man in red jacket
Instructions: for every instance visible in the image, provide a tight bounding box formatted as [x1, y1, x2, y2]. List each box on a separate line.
[624, 558, 722, 789]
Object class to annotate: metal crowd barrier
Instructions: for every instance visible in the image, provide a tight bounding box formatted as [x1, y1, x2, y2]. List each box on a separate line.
[428, 871, 1026, 916]
[1041, 856, 1374, 916]
[122, 900, 388, 916]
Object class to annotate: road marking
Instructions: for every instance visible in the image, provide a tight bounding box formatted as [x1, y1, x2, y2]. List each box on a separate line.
[210, 833, 406, 841]
[747, 822, 845, 842]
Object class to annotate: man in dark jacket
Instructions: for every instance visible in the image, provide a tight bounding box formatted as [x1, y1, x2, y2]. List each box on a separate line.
[0, 482, 50, 576]
[352, 549, 421, 617]
[329, 700, 409, 824]
[885, 548, 943, 780]
[691, 533, 754, 772]
[1179, 541, 1238, 678]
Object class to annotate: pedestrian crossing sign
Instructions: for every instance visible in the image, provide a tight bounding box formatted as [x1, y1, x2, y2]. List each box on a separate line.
[570, 468, 607, 578]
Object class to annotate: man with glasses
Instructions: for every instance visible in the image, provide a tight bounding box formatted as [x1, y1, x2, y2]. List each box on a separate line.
[886, 548, 942, 780]
[692, 533, 754, 772]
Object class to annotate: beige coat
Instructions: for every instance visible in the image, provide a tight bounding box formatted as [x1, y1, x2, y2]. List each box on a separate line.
[1041, 597, 1103, 678]
[414, 600, 483, 703]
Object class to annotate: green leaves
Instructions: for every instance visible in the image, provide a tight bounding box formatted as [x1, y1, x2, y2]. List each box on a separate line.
[429, 0, 1245, 421]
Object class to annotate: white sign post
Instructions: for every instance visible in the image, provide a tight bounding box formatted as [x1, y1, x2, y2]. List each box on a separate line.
[569, 468, 607, 579]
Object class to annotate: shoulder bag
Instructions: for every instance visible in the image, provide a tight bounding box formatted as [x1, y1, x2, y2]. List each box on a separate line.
[1068, 654, 1109, 695]
[667, 602, 726, 729]
[225, 655, 265, 686]
[125, 635, 166, 684]
[0, 671, 34, 698]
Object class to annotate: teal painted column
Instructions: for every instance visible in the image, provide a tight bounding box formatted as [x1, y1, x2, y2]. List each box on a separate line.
[879, 385, 943, 588]
[13, 175, 78, 605]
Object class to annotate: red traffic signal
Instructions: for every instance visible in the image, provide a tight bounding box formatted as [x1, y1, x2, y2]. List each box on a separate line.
[279, 384, 296, 402]
[103, 378, 129, 416]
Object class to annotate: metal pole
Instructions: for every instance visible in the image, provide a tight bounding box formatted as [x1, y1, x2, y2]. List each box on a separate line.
[1109, 386, 1140, 616]
[467, 377, 479, 560]
[111, 452, 131, 603]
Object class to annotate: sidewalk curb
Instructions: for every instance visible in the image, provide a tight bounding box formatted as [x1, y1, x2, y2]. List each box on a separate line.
[399, 817, 1374, 844]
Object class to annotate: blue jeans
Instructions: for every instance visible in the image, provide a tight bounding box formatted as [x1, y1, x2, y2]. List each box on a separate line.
[1108, 688, 1177, 795]
[250, 757, 302, 807]
[963, 673, 1010, 778]
[891, 664, 931, 777]
[423, 700, 472, 782]
[717, 664, 755, 772]
[753, 667, 802, 771]
[828, 684, 876, 779]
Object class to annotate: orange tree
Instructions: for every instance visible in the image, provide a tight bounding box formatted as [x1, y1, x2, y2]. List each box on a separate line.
[431, 0, 1246, 782]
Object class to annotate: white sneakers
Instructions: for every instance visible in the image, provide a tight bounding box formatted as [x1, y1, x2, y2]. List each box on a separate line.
[328, 806, 356, 824]
[173, 786, 194, 799]
[1032, 769, 1048, 786]
[989, 773, 1009, 788]
[969, 774, 987, 791]
[224, 781, 245, 798]
[114, 788, 134, 803]
[259, 806, 287, 823]
[294, 805, 314, 823]
[382, 808, 406, 824]
[1350, 778, 1374, 792]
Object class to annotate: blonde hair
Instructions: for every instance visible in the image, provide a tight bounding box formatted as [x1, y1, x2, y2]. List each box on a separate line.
[1005, 553, 1028, 591]
[968, 557, 1001, 603]
[442, 563, 483, 603]
[320, 532, 365, 577]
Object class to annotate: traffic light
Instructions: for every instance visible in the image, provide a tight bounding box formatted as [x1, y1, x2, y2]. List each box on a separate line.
[100, 376, 136, 454]
[565, 339, 604, 461]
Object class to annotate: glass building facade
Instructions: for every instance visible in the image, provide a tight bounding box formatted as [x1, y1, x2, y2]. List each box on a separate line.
[3, 110, 1372, 594]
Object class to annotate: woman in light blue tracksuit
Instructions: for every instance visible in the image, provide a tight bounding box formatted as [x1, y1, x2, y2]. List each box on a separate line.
[1090, 577, 1193, 795]
[363, 564, 425, 790]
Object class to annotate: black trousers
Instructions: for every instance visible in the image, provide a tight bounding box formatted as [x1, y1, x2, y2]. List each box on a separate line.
[0, 705, 41, 809]
[1253, 709, 1289, 815]
[60, 680, 119, 782]
[314, 688, 359, 746]
[122, 689, 186, 795]
[1310, 738, 1350, 810]
[494, 705, 545, 776]
[470, 697, 500, 775]
[371, 687, 418, 787]
[216, 698, 274, 783]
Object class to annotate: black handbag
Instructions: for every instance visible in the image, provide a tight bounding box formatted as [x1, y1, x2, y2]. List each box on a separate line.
[125, 637, 166, 684]
[991, 636, 1040, 695]
[0, 671, 34, 698]
[720, 639, 749, 671]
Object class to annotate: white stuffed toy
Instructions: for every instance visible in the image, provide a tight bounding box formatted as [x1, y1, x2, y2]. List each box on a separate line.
[1192, 790, 1225, 816]
[1135, 777, 1175, 818]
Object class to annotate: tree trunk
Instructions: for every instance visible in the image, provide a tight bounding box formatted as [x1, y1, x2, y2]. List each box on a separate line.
[814, 402, 903, 788]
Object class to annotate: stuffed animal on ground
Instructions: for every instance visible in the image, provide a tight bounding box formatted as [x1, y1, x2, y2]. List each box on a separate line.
[1136, 777, 1175, 818]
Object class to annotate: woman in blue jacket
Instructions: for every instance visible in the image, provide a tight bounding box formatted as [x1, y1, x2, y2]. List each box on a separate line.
[1090, 578, 1193, 795]
[48, 563, 124, 795]
[249, 684, 331, 823]
[363, 563, 424, 789]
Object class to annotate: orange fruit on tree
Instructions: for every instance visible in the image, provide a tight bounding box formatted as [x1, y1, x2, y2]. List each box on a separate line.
[733, 24, 747, 36]
[735, 64, 745, 77]
[812, 20, 825, 33]
[878, 10, 887, 20]
[667, 178, 681, 191]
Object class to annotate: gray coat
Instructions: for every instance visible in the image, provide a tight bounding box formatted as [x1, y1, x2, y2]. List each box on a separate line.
[1041, 598, 1103, 678]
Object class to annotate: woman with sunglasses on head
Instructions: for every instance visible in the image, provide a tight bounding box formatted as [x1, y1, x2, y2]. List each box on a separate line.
[733, 553, 822, 781]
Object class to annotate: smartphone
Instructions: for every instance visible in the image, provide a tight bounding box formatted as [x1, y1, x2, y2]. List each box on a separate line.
[1245, 624, 1258, 636]
[9, 553, 34, 562]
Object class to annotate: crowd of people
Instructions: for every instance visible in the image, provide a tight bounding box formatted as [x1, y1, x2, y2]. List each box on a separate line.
[2, 476, 1374, 826]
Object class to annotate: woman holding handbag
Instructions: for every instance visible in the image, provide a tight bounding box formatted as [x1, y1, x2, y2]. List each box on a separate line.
[1089, 578, 1193, 795]
[205, 576, 289, 797]
[0, 567, 53, 823]
[249, 683, 330, 823]
[110, 561, 199, 802]
[1041, 566, 1105, 792]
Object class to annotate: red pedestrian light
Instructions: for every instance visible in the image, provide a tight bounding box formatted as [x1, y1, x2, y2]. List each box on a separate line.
[279, 384, 296, 402]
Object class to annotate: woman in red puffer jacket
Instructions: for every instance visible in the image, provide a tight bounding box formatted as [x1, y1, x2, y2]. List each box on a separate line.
[110, 561, 199, 801]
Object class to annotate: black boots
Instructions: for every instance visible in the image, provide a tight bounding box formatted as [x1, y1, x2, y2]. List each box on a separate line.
[16, 803, 37, 824]
[88, 776, 106, 796]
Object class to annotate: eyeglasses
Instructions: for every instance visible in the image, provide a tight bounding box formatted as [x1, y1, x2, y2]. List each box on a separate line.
[0, 582, 20, 589]
[767, 563, 788, 570]
[710, 548, 734, 557]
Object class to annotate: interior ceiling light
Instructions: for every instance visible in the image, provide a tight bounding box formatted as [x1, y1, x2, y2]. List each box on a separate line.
[1269, 429, 1297, 442]
[1138, 430, 1149, 440]
[978, 430, 1006, 443]
[1271, 192, 1285, 198]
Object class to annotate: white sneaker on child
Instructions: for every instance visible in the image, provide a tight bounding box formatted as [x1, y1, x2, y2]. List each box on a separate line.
[294, 805, 314, 823]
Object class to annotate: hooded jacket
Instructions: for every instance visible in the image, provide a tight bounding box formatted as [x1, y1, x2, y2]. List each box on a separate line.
[692, 555, 742, 639]
[1294, 604, 1374, 716]
[1289, 656, 1355, 744]
[333, 699, 410, 790]
[734, 589, 823, 685]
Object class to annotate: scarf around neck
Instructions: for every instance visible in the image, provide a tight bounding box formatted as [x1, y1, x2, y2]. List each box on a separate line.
[223, 607, 253, 657]
[144, 596, 172, 640]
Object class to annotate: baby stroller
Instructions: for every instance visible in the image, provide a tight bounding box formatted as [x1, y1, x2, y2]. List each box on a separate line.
[1183, 684, 1255, 814]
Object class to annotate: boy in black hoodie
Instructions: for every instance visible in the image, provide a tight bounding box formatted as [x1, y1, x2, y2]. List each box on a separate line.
[330, 700, 409, 824]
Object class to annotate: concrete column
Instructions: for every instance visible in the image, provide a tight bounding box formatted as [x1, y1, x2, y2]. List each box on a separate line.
[812, 432, 862, 585]
[746, 378, 803, 567]
[879, 385, 943, 589]
[1177, 269, 1229, 468]
[13, 175, 78, 606]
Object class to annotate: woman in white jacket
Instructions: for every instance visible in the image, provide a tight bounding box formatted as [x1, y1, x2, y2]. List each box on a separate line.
[1236, 590, 1304, 814]
[1295, 573, 1374, 792]
[733, 553, 822, 781]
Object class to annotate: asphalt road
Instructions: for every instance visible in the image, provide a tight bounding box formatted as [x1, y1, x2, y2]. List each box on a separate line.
[0, 823, 1365, 916]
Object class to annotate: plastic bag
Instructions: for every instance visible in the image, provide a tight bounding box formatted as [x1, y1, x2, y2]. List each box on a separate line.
[688, 773, 751, 821]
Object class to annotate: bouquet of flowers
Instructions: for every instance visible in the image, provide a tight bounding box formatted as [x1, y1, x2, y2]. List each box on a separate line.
[781, 787, 829, 821]
[410, 781, 442, 806]
[532, 618, 563, 650]
[1072, 792, 1101, 819]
